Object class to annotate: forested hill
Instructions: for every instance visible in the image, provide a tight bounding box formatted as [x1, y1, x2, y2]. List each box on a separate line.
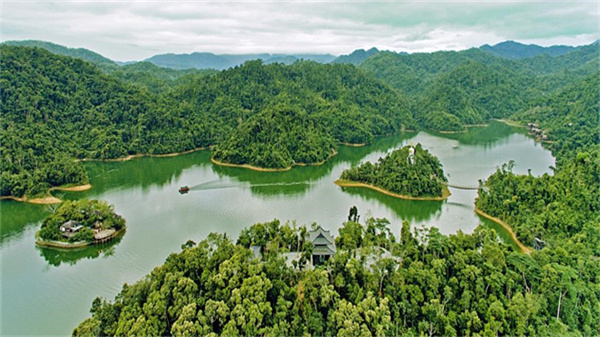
[1, 46, 154, 197]
[3, 40, 117, 68]
[340, 143, 447, 198]
[476, 70, 599, 283]
[169, 60, 414, 169]
[331, 47, 379, 65]
[511, 72, 599, 165]
[480, 40, 578, 59]
[74, 217, 600, 336]
[359, 42, 598, 131]
[145, 52, 336, 70]
[0, 45, 413, 196]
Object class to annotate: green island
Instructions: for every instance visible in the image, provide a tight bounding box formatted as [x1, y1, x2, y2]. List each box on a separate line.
[36, 199, 126, 248]
[0, 40, 598, 336]
[1, 46, 414, 199]
[74, 214, 599, 336]
[337, 143, 450, 200]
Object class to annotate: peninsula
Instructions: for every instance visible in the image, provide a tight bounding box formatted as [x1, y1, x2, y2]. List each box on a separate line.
[36, 199, 126, 249]
[337, 143, 450, 200]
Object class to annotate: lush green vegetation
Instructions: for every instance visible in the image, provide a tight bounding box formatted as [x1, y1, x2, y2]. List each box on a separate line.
[0, 45, 412, 196]
[340, 143, 447, 198]
[2, 40, 597, 199]
[480, 40, 578, 59]
[38, 199, 125, 243]
[74, 216, 600, 336]
[110, 62, 216, 94]
[476, 71, 600, 256]
[360, 43, 598, 132]
[212, 104, 336, 169]
[331, 47, 380, 65]
[2, 40, 117, 68]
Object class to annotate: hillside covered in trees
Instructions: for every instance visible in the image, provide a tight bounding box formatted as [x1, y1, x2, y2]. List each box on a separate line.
[1, 41, 597, 194]
[339, 144, 448, 198]
[0, 45, 412, 196]
[476, 71, 600, 256]
[360, 43, 598, 131]
[74, 217, 599, 336]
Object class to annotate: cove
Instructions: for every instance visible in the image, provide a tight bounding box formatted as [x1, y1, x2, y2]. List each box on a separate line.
[0, 121, 555, 336]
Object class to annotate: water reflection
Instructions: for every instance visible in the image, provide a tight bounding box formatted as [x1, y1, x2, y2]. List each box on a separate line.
[37, 233, 124, 267]
[210, 132, 416, 198]
[83, 151, 212, 194]
[0, 201, 47, 244]
[339, 185, 443, 222]
[431, 121, 527, 147]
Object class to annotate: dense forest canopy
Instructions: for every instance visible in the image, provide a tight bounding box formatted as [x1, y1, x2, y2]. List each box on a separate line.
[38, 199, 125, 243]
[476, 71, 600, 256]
[340, 143, 447, 198]
[74, 217, 599, 336]
[360, 43, 599, 131]
[0, 45, 412, 195]
[479, 40, 579, 59]
[1, 41, 597, 194]
[2, 39, 599, 336]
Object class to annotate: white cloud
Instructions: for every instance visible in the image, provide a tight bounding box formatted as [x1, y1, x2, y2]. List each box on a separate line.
[2, 1, 597, 61]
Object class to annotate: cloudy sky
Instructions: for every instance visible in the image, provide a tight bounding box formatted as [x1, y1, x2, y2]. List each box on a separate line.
[2, 1, 598, 61]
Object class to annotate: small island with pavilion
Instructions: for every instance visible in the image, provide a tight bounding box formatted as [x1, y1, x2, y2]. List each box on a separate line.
[36, 199, 126, 249]
[336, 143, 450, 200]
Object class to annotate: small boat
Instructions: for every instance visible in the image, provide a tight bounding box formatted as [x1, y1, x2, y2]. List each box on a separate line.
[179, 186, 190, 194]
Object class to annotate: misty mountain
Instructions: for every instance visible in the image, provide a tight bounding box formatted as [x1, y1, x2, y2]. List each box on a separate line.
[145, 52, 336, 70]
[331, 47, 380, 65]
[480, 40, 579, 59]
[2, 40, 116, 67]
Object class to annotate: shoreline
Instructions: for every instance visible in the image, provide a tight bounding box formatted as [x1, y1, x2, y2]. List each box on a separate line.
[294, 149, 338, 167]
[49, 184, 92, 192]
[437, 129, 467, 134]
[433, 123, 489, 134]
[339, 142, 366, 147]
[0, 195, 62, 204]
[1, 183, 92, 205]
[495, 118, 526, 128]
[211, 149, 338, 172]
[210, 158, 293, 172]
[335, 179, 451, 201]
[78, 146, 209, 162]
[474, 207, 532, 254]
[35, 228, 126, 249]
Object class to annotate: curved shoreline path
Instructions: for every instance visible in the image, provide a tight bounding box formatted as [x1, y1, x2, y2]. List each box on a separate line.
[36, 228, 126, 249]
[474, 208, 532, 254]
[78, 146, 210, 163]
[335, 179, 451, 201]
[211, 149, 338, 172]
[0, 184, 92, 205]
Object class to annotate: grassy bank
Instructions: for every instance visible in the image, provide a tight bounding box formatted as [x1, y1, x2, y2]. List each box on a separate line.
[335, 179, 451, 201]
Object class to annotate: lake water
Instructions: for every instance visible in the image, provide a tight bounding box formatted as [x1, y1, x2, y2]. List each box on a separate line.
[0, 121, 555, 336]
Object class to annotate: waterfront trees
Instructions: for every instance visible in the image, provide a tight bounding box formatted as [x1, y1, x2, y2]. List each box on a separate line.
[339, 143, 447, 198]
[74, 217, 600, 336]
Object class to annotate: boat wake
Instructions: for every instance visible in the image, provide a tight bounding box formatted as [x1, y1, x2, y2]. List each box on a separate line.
[188, 180, 315, 191]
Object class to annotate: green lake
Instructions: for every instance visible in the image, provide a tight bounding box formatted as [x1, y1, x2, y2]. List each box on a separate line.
[0, 121, 555, 336]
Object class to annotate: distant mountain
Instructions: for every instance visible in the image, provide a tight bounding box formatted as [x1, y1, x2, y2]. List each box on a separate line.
[332, 48, 379, 65]
[2, 40, 116, 67]
[480, 41, 578, 59]
[145, 52, 234, 70]
[145, 52, 336, 70]
[517, 42, 599, 75]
